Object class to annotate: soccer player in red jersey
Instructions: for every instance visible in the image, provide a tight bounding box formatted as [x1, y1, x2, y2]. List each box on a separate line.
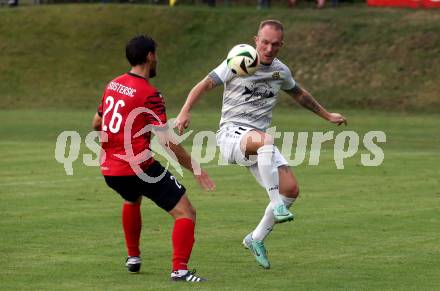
[92, 35, 215, 282]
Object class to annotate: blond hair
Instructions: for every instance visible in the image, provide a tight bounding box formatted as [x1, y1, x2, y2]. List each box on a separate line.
[258, 20, 284, 33]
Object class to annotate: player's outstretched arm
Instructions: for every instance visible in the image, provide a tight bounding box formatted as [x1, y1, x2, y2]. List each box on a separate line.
[175, 76, 217, 135]
[285, 84, 347, 126]
[154, 128, 216, 191]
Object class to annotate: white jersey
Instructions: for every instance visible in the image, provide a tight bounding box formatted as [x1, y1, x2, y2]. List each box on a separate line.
[209, 58, 296, 131]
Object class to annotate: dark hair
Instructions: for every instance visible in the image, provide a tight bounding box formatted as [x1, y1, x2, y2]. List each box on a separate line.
[125, 35, 157, 66]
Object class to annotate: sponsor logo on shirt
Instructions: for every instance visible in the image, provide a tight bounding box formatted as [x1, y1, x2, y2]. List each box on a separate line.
[242, 82, 275, 101]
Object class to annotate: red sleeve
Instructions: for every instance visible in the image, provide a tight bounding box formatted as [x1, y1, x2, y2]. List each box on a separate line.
[97, 90, 106, 117]
[145, 90, 167, 126]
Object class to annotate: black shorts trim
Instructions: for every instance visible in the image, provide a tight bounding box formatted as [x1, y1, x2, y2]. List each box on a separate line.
[104, 161, 186, 212]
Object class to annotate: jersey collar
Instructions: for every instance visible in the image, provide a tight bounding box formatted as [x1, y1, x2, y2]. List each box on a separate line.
[127, 72, 148, 80]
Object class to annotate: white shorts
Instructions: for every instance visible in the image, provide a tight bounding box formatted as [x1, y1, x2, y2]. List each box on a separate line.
[216, 124, 288, 188]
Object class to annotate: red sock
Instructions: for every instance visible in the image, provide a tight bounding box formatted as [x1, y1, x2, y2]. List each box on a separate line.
[172, 218, 195, 271]
[122, 203, 142, 257]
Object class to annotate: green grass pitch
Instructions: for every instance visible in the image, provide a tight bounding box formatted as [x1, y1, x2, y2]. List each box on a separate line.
[0, 109, 439, 290]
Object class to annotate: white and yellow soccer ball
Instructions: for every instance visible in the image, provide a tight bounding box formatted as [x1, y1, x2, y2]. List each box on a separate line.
[226, 44, 260, 76]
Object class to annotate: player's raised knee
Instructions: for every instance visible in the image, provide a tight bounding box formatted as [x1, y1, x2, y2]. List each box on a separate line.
[261, 133, 274, 146]
[251, 131, 274, 148]
[243, 131, 274, 155]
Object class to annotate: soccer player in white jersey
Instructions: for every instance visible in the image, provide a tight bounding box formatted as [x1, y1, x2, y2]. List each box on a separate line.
[176, 20, 347, 269]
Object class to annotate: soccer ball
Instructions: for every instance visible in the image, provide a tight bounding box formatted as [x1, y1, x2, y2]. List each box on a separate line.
[226, 44, 259, 76]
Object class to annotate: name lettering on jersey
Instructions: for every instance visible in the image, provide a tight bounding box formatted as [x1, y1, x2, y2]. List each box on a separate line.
[242, 83, 275, 101]
[108, 81, 137, 97]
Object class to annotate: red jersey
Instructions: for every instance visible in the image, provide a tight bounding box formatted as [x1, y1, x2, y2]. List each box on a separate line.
[97, 72, 167, 176]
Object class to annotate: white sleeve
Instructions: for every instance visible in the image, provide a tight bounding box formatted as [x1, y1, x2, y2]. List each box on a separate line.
[281, 65, 296, 91]
[208, 60, 234, 85]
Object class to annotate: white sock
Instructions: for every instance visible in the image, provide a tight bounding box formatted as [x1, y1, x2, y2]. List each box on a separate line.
[257, 145, 283, 206]
[171, 269, 188, 277]
[281, 195, 296, 208]
[252, 196, 296, 241]
[252, 202, 275, 241]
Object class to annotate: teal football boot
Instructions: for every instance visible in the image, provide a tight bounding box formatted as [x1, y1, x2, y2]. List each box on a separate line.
[273, 203, 294, 223]
[242, 233, 270, 269]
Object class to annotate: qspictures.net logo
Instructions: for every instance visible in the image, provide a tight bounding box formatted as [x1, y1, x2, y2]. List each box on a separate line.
[54, 108, 386, 182]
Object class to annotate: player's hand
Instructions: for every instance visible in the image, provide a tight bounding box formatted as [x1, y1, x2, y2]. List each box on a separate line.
[194, 170, 215, 192]
[327, 113, 347, 126]
[175, 111, 191, 135]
